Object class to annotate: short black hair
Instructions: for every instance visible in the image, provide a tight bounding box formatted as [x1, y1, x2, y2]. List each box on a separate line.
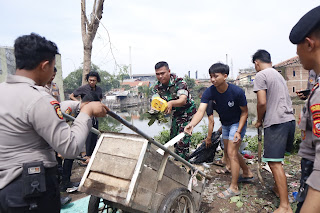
[85, 71, 101, 82]
[252, 49, 271, 63]
[14, 33, 59, 70]
[82, 91, 100, 102]
[54, 67, 57, 72]
[155, 61, 169, 70]
[208, 63, 229, 75]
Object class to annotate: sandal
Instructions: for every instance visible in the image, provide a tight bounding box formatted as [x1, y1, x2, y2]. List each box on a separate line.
[238, 175, 254, 183]
[217, 188, 240, 199]
[212, 159, 225, 167]
[215, 168, 231, 174]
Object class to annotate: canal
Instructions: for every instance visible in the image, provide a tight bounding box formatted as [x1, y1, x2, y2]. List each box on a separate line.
[99, 102, 304, 139]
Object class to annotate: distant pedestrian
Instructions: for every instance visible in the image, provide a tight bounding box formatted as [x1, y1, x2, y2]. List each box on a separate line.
[70, 71, 103, 163]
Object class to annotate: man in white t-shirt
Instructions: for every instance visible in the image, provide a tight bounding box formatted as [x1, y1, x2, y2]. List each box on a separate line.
[253, 49, 295, 213]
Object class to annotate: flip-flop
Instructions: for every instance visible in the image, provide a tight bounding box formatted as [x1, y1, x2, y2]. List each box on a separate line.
[212, 159, 225, 167]
[217, 188, 240, 199]
[215, 168, 231, 174]
[238, 175, 254, 183]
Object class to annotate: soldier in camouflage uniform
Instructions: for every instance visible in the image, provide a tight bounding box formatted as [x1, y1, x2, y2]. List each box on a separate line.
[152, 61, 196, 159]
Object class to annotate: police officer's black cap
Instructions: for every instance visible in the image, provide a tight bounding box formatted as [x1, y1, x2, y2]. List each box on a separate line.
[289, 6, 320, 44]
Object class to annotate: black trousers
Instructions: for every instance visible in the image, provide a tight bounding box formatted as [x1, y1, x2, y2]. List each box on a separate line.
[86, 118, 99, 156]
[0, 168, 60, 213]
[61, 159, 74, 184]
[296, 158, 314, 213]
[56, 153, 74, 184]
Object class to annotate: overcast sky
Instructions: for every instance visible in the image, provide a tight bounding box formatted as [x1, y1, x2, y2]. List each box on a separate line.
[1, 0, 319, 79]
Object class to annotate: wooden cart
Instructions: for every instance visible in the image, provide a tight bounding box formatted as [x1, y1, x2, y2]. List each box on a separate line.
[79, 132, 207, 213]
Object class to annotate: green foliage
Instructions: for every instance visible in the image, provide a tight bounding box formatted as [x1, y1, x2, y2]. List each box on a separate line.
[183, 75, 195, 90]
[117, 65, 130, 82]
[138, 85, 152, 98]
[63, 68, 82, 94]
[190, 124, 208, 148]
[63, 64, 121, 94]
[154, 127, 170, 145]
[293, 130, 302, 153]
[154, 123, 207, 148]
[147, 111, 169, 126]
[242, 135, 261, 153]
[98, 116, 122, 132]
[243, 128, 302, 154]
[121, 84, 131, 90]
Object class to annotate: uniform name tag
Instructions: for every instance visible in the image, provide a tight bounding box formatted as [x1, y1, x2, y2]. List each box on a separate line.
[28, 166, 41, 174]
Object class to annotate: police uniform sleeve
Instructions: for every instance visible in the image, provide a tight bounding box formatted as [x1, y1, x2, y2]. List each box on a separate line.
[27, 95, 92, 159]
[306, 92, 320, 191]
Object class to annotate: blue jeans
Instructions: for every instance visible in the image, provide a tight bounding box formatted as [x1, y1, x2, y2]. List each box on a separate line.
[222, 122, 247, 141]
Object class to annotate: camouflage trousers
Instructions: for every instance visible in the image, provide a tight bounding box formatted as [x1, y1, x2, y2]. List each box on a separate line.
[171, 110, 195, 159]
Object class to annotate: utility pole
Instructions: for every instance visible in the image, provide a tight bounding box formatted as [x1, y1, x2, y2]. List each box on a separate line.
[226, 54, 228, 65]
[195, 70, 198, 79]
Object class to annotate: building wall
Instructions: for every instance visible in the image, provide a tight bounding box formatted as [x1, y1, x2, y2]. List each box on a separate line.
[0, 46, 64, 101]
[281, 65, 308, 96]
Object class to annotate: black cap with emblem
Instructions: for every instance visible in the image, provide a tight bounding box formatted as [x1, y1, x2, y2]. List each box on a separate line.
[289, 6, 320, 44]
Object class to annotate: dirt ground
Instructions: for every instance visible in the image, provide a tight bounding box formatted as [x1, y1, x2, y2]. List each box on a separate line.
[66, 153, 301, 213]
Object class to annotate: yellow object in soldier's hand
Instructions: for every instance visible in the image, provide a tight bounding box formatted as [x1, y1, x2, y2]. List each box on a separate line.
[151, 97, 168, 112]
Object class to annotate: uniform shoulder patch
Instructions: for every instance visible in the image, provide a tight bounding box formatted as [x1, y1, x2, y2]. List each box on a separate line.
[50, 100, 63, 119]
[313, 120, 320, 138]
[65, 107, 72, 115]
[311, 103, 320, 137]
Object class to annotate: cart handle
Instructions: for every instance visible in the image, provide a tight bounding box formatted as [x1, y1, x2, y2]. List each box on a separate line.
[107, 110, 209, 179]
[62, 111, 209, 179]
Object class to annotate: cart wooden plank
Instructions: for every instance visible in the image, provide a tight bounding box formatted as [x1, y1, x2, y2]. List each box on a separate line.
[90, 152, 137, 180]
[99, 136, 144, 159]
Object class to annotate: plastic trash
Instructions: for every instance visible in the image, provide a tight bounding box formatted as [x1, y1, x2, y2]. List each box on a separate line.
[241, 150, 251, 155]
[292, 191, 298, 201]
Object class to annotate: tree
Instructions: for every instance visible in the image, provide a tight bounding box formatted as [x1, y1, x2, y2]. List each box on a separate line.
[138, 85, 151, 98]
[81, 0, 105, 85]
[184, 75, 195, 90]
[63, 68, 83, 94]
[63, 64, 120, 94]
[117, 65, 130, 82]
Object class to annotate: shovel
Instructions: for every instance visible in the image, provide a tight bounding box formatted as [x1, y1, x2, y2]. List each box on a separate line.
[257, 126, 264, 185]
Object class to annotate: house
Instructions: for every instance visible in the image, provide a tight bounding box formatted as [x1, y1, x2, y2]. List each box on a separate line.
[235, 67, 256, 86]
[121, 79, 150, 88]
[273, 56, 309, 96]
[132, 74, 156, 83]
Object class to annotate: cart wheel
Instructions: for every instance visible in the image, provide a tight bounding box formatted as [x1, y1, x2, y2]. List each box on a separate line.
[88, 195, 118, 213]
[158, 188, 195, 213]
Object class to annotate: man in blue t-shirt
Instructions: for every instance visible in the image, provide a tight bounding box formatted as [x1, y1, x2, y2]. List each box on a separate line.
[185, 62, 253, 199]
